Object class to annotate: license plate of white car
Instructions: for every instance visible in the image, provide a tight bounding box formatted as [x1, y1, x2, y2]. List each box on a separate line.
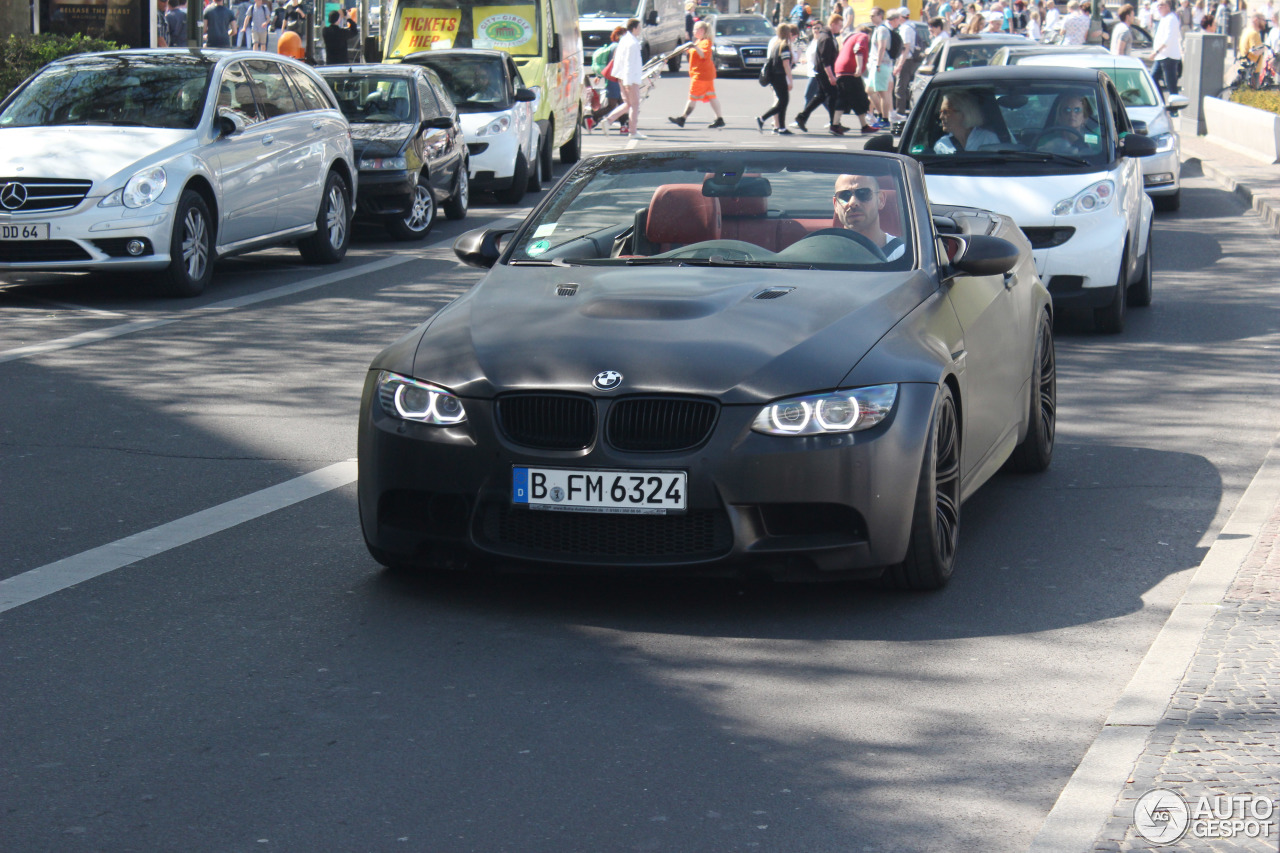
[512, 467, 687, 514]
[0, 223, 49, 240]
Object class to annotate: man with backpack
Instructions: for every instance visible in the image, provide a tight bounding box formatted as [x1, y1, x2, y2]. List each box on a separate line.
[890, 7, 921, 119]
[865, 7, 893, 127]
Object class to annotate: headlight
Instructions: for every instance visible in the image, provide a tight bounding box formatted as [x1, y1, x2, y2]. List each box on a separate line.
[475, 115, 511, 137]
[1151, 132, 1175, 153]
[359, 156, 408, 170]
[751, 385, 897, 436]
[1052, 179, 1114, 216]
[97, 166, 167, 209]
[375, 372, 467, 425]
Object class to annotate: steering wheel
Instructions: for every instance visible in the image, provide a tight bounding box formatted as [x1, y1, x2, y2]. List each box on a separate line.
[796, 228, 889, 262]
[1034, 125, 1086, 149]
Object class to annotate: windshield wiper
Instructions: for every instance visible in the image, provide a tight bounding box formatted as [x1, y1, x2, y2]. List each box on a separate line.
[666, 256, 816, 269]
[985, 149, 1093, 166]
[509, 257, 572, 266]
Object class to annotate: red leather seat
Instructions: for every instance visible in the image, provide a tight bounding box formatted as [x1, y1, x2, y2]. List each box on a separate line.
[646, 184, 721, 252]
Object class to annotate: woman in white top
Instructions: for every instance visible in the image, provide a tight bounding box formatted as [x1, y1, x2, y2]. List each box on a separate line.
[604, 19, 647, 138]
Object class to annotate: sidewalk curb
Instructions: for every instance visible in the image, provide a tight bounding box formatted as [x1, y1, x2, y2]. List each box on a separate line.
[1186, 154, 1280, 237]
[1028, 431, 1280, 853]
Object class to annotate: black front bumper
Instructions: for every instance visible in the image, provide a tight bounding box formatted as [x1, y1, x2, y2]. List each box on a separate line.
[355, 170, 415, 217]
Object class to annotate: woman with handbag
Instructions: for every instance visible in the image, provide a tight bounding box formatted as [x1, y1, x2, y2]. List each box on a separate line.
[602, 19, 646, 138]
[757, 22, 796, 133]
[589, 26, 627, 130]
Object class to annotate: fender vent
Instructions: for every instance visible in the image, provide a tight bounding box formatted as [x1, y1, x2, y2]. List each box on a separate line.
[556, 283, 579, 297]
[753, 286, 794, 300]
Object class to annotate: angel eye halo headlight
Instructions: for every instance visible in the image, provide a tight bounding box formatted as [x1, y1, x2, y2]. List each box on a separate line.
[752, 385, 897, 436]
[376, 371, 467, 425]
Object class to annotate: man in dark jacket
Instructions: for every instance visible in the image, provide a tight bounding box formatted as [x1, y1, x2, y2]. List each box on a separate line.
[165, 0, 188, 47]
[323, 10, 353, 64]
[791, 14, 844, 133]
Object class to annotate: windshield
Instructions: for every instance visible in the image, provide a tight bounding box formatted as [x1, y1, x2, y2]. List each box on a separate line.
[508, 150, 916, 271]
[324, 75, 417, 122]
[0, 54, 212, 130]
[901, 80, 1112, 169]
[578, 0, 638, 15]
[940, 43, 1011, 71]
[387, 0, 541, 58]
[1104, 67, 1158, 106]
[714, 16, 775, 37]
[410, 55, 512, 111]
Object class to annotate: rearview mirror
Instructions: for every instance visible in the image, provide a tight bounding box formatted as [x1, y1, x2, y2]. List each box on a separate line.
[1120, 132, 1157, 157]
[421, 116, 454, 131]
[215, 108, 245, 138]
[702, 175, 771, 197]
[515, 87, 537, 102]
[1165, 93, 1189, 113]
[939, 234, 1019, 278]
[454, 228, 513, 268]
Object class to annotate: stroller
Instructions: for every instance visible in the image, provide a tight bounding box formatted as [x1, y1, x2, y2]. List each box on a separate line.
[639, 41, 695, 100]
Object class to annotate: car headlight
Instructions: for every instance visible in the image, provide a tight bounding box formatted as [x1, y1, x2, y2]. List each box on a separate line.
[475, 115, 511, 137]
[359, 156, 408, 170]
[97, 166, 167, 209]
[1151, 132, 1175, 153]
[375, 371, 467, 425]
[751, 385, 897, 436]
[1052, 179, 1114, 216]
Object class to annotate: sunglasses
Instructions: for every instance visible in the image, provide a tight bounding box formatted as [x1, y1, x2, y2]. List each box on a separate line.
[835, 187, 875, 203]
[1059, 106, 1084, 114]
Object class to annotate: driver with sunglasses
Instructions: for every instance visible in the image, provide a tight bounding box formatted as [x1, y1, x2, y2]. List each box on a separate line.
[832, 174, 905, 261]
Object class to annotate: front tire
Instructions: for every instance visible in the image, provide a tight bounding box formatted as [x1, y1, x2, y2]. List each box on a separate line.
[494, 151, 529, 204]
[298, 171, 351, 264]
[384, 178, 436, 240]
[1094, 248, 1127, 334]
[1127, 225, 1153, 307]
[883, 384, 961, 591]
[1007, 312, 1056, 473]
[161, 189, 214, 297]
[527, 139, 543, 193]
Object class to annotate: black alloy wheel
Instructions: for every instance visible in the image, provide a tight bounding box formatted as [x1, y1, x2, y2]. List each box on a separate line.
[1008, 311, 1056, 473]
[884, 384, 961, 590]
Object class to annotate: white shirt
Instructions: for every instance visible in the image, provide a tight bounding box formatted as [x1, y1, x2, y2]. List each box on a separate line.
[897, 20, 917, 62]
[933, 126, 1000, 153]
[613, 30, 644, 84]
[1044, 6, 1061, 33]
[880, 232, 906, 261]
[1153, 10, 1182, 60]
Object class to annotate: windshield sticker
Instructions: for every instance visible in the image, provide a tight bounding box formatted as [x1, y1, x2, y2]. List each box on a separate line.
[527, 239, 550, 256]
[389, 8, 461, 55]
[532, 223, 557, 238]
[472, 6, 538, 55]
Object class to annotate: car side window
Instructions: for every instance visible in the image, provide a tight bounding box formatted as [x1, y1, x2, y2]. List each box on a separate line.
[284, 65, 333, 112]
[508, 57, 527, 89]
[1104, 79, 1130, 139]
[416, 78, 442, 120]
[216, 61, 263, 125]
[244, 59, 300, 119]
[422, 69, 457, 121]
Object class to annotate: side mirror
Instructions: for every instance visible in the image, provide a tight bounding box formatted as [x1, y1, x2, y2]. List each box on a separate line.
[1129, 118, 1149, 135]
[863, 133, 896, 153]
[1165, 93, 1189, 113]
[421, 115, 454, 131]
[548, 33, 561, 63]
[515, 87, 537, 102]
[1120, 132, 1157, 157]
[939, 234, 1019, 277]
[454, 228, 513, 268]
[215, 108, 244, 138]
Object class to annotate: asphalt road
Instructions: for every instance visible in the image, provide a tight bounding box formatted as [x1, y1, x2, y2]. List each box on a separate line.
[2, 74, 1279, 852]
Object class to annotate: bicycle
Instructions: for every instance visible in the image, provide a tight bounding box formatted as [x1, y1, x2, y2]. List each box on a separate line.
[1219, 46, 1280, 98]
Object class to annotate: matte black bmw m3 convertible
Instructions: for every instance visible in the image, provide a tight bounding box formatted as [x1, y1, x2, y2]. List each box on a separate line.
[358, 149, 1055, 589]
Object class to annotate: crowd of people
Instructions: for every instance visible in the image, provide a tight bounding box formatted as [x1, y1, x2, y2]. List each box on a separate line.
[155, 0, 362, 64]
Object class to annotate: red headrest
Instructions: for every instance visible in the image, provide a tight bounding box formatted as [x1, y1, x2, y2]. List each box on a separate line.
[647, 184, 721, 244]
[718, 194, 768, 217]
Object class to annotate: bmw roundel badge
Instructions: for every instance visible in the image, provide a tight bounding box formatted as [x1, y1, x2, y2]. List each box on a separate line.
[593, 370, 623, 391]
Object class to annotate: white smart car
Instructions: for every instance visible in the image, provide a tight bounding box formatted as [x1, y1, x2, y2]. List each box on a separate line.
[402, 49, 541, 205]
[871, 65, 1158, 333]
[1015, 52, 1188, 211]
[0, 49, 357, 296]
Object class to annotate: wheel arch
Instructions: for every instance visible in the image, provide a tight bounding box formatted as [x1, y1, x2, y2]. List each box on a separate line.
[182, 175, 219, 245]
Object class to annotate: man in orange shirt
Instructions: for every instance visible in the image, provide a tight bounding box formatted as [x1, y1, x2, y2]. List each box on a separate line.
[669, 20, 727, 128]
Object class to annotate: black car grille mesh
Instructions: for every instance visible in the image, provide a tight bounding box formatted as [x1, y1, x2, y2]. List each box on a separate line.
[606, 397, 718, 452]
[740, 47, 767, 59]
[582, 32, 608, 47]
[479, 503, 733, 561]
[0, 178, 93, 214]
[1020, 226, 1076, 249]
[0, 240, 91, 262]
[496, 394, 596, 449]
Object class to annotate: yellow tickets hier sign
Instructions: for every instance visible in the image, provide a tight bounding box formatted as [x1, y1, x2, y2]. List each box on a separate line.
[389, 8, 461, 56]
[472, 5, 539, 56]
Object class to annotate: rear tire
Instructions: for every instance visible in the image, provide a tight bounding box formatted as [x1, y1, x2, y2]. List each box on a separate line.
[494, 151, 528, 204]
[443, 162, 469, 221]
[667, 50, 682, 72]
[384, 178, 435, 240]
[162, 189, 214, 297]
[1007, 312, 1056, 473]
[882, 384, 961, 591]
[298, 171, 350, 264]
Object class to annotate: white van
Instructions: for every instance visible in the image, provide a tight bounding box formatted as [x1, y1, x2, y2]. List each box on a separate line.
[579, 0, 687, 71]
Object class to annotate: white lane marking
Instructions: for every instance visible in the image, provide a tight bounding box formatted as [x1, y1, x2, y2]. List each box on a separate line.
[23, 297, 129, 318]
[0, 459, 358, 614]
